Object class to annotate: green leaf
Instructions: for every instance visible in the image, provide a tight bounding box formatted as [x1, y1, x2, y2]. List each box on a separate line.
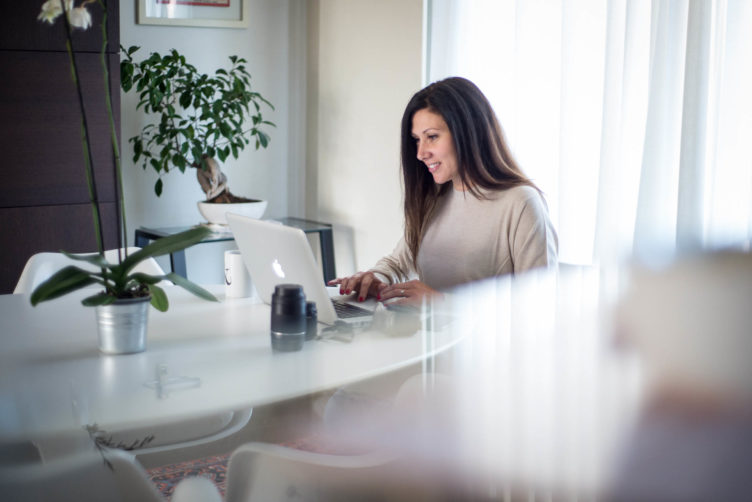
[30, 266, 98, 306]
[60, 250, 110, 268]
[150, 158, 161, 173]
[217, 147, 228, 162]
[219, 121, 232, 138]
[258, 131, 269, 148]
[166, 273, 218, 302]
[129, 272, 165, 285]
[149, 90, 163, 109]
[121, 227, 212, 273]
[120, 61, 134, 92]
[172, 153, 186, 170]
[81, 293, 116, 307]
[133, 138, 143, 162]
[155, 178, 163, 196]
[149, 284, 169, 312]
[179, 91, 192, 109]
[259, 95, 275, 110]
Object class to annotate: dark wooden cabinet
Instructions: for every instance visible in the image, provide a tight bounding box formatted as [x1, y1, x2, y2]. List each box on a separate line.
[0, 2, 118, 53]
[0, 1, 120, 293]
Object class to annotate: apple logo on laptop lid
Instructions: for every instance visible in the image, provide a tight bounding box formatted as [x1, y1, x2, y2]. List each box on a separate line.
[272, 259, 285, 279]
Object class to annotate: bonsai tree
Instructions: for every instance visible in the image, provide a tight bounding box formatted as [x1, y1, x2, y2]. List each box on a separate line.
[120, 46, 275, 201]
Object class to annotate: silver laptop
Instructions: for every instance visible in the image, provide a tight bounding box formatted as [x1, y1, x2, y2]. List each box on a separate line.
[226, 213, 375, 325]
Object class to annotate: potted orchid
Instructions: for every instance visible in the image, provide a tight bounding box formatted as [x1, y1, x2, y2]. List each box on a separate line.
[33, 0, 217, 354]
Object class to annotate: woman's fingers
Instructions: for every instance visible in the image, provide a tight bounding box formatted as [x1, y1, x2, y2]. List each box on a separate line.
[329, 271, 381, 297]
[357, 274, 375, 302]
[379, 282, 409, 301]
[380, 280, 439, 306]
[328, 272, 394, 301]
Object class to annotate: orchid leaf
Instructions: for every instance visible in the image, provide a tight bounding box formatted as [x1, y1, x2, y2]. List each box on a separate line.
[149, 284, 169, 312]
[60, 250, 110, 268]
[30, 266, 98, 305]
[121, 226, 211, 273]
[81, 292, 116, 307]
[165, 273, 218, 302]
[128, 272, 165, 285]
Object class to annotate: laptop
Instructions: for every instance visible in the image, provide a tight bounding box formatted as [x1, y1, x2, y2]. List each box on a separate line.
[226, 213, 375, 325]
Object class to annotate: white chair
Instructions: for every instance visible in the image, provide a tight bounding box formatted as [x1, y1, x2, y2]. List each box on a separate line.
[220, 442, 399, 501]
[0, 448, 164, 502]
[13, 247, 166, 295]
[106, 407, 253, 456]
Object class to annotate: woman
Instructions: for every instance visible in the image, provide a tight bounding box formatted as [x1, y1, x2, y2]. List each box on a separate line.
[329, 77, 558, 305]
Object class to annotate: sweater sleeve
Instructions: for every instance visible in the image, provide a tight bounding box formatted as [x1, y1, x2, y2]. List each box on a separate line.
[509, 193, 559, 274]
[369, 237, 415, 285]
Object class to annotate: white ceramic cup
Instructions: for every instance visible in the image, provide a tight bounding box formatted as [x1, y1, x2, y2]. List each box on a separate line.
[224, 250, 252, 298]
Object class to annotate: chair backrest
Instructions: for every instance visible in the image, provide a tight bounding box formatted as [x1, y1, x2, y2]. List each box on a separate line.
[13, 247, 165, 294]
[224, 442, 398, 502]
[0, 448, 164, 502]
[105, 407, 253, 456]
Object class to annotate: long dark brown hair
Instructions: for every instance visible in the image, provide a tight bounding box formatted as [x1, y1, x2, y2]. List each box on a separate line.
[400, 77, 538, 265]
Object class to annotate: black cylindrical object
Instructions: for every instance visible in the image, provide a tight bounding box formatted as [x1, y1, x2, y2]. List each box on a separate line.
[270, 284, 306, 351]
[305, 301, 317, 340]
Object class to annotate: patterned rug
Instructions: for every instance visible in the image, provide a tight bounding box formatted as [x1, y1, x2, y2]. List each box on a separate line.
[147, 452, 231, 500]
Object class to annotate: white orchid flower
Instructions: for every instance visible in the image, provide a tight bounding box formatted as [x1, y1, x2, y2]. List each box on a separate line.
[37, 0, 64, 24]
[37, 0, 92, 30]
[69, 6, 92, 29]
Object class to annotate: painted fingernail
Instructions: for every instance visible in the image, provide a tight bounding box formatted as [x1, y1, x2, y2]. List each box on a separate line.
[377, 294, 381, 300]
[358, 296, 364, 302]
[346, 289, 351, 294]
[340, 289, 344, 295]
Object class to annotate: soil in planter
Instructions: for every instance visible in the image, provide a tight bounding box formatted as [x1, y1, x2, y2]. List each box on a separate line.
[207, 190, 262, 204]
[105, 283, 151, 300]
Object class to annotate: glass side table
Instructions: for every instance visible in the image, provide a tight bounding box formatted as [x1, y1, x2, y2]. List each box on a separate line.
[134, 217, 336, 283]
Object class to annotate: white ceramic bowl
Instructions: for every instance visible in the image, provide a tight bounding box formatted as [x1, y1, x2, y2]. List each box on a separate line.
[197, 200, 268, 225]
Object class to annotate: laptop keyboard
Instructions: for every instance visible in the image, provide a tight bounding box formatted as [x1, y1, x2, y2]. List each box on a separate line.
[332, 299, 373, 318]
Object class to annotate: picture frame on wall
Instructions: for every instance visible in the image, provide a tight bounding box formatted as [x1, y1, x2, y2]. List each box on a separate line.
[138, 0, 248, 28]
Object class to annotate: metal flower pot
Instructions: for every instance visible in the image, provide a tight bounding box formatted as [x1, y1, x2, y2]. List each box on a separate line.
[96, 296, 150, 354]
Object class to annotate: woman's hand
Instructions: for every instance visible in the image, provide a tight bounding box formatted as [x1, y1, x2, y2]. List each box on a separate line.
[379, 279, 442, 306]
[327, 271, 386, 302]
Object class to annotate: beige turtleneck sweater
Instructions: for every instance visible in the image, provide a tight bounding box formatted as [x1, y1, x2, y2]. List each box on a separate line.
[371, 185, 558, 290]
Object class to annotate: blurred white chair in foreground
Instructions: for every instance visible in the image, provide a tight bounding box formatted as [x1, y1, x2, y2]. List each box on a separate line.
[0, 448, 164, 502]
[13, 247, 166, 294]
[609, 250, 752, 502]
[222, 442, 401, 501]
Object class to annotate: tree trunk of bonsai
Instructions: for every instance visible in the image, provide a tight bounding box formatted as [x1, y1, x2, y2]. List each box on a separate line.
[196, 156, 262, 203]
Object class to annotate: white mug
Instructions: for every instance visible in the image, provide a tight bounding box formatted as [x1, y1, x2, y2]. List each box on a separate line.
[224, 250, 252, 298]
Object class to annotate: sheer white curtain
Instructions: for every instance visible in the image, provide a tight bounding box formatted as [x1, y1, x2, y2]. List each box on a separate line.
[428, 0, 752, 266]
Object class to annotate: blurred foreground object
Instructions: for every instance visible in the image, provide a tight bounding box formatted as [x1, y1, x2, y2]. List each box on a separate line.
[609, 250, 752, 502]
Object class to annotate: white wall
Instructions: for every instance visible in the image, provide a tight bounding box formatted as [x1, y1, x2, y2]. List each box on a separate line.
[119, 0, 302, 284]
[307, 0, 424, 276]
[119, 0, 423, 284]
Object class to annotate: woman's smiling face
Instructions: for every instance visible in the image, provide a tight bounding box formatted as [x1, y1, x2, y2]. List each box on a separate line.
[412, 108, 464, 190]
